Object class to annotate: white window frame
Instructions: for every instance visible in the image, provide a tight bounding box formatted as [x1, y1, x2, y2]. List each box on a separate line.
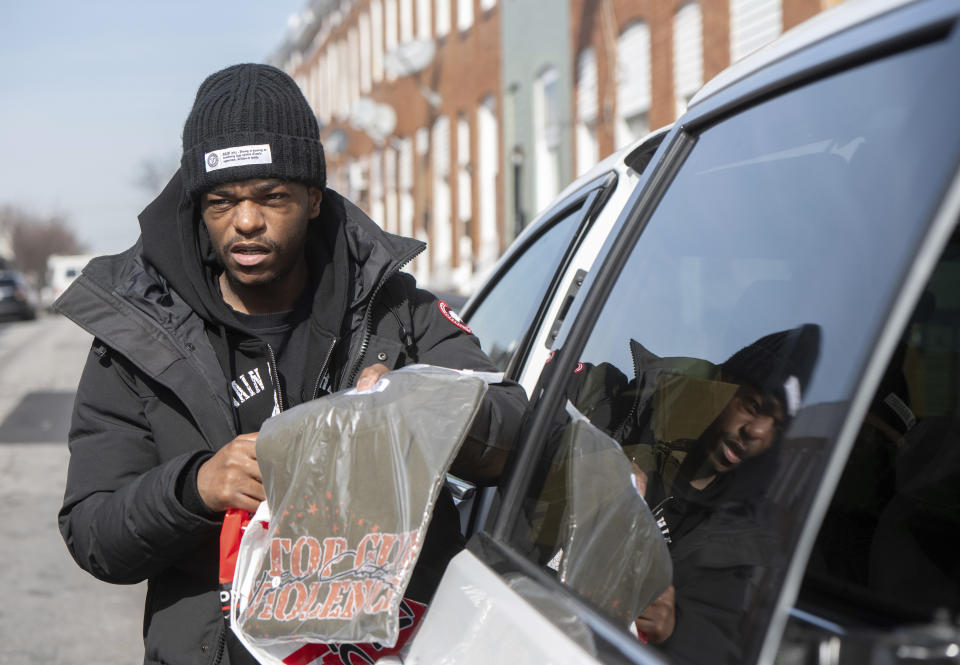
[359, 12, 372, 94]
[432, 115, 452, 282]
[417, 0, 432, 39]
[435, 0, 451, 38]
[371, 0, 385, 83]
[534, 66, 562, 212]
[400, 0, 415, 42]
[576, 47, 599, 176]
[730, 0, 782, 62]
[673, 2, 704, 119]
[615, 21, 652, 149]
[476, 94, 499, 270]
[457, 0, 474, 33]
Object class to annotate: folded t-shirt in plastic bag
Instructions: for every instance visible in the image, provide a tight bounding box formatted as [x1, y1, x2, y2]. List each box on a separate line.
[554, 402, 673, 626]
[231, 365, 493, 657]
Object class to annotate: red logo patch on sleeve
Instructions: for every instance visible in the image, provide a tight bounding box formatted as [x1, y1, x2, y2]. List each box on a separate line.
[438, 300, 473, 335]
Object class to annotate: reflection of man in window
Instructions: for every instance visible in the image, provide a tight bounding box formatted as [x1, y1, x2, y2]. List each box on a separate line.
[640, 326, 820, 664]
[570, 324, 820, 664]
[662, 380, 786, 493]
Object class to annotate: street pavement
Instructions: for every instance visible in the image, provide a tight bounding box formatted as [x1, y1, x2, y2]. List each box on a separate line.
[0, 314, 144, 665]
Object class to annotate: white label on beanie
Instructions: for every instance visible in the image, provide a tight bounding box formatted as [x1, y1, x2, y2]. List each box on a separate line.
[783, 375, 801, 417]
[204, 144, 272, 172]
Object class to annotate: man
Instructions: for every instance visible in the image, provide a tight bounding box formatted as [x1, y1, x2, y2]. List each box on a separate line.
[557, 324, 819, 661]
[55, 63, 526, 665]
[623, 325, 820, 663]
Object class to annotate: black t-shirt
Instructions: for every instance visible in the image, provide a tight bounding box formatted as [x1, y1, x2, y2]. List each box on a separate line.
[228, 296, 313, 433]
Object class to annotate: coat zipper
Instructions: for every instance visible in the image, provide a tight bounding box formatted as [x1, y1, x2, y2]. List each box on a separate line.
[613, 345, 646, 441]
[311, 337, 340, 400]
[211, 622, 226, 665]
[345, 247, 424, 387]
[266, 342, 285, 413]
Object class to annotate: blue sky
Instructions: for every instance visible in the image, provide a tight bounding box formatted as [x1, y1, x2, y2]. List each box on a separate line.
[0, 0, 309, 253]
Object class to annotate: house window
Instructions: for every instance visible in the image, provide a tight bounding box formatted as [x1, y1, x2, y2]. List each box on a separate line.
[371, 0, 384, 83]
[384, 146, 398, 234]
[477, 95, 499, 270]
[385, 0, 399, 80]
[417, 0, 432, 39]
[457, 114, 472, 224]
[348, 28, 360, 107]
[400, 0, 414, 42]
[369, 151, 385, 229]
[674, 2, 703, 119]
[730, 0, 782, 62]
[435, 0, 451, 38]
[457, 0, 474, 32]
[534, 66, 562, 213]
[432, 116, 452, 282]
[576, 48, 599, 176]
[359, 12, 372, 94]
[337, 41, 350, 119]
[398, 136, 415, 239]
[616, 21, 652, 149]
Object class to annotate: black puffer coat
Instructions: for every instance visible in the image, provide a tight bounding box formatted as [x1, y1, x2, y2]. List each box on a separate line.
[55, 172, 527, 665]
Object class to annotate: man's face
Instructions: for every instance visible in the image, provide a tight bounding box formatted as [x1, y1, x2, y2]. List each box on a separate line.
[201, 179, 322, 290]
[701, 383, 785, 475]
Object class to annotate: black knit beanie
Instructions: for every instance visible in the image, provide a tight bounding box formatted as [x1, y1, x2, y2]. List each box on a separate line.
[721, 323, 821, 417]
[180, 63, 326, 197]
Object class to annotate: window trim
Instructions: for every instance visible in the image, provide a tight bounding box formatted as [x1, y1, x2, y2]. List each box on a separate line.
[462, 171, 618, 380]
[489, 129, 695, 548]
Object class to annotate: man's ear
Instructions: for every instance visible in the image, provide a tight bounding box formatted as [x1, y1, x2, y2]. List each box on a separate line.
[308, 186, 323, 218]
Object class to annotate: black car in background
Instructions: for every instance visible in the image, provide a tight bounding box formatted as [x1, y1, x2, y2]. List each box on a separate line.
[0, 270, 37, 321]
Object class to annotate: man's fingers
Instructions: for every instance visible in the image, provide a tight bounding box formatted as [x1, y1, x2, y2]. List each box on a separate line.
[197, 432, 264, 512]
[356, 363, 389, 391]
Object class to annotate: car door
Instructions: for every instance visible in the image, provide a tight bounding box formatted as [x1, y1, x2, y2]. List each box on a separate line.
[405, 2, 960, 664]
[462, 127, 668, 391]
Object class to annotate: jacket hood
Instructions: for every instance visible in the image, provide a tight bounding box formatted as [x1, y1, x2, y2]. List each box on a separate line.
[139, 170, 238, 330]
[137, 169, 424, 336]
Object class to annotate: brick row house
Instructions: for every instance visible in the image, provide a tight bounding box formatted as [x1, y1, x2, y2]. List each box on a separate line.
[271, 0, 841, 293]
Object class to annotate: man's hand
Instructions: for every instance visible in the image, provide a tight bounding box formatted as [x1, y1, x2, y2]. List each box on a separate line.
[197, 432, 264, 513]
[356, 363, 389, 391]
[635, 585, 676, 644]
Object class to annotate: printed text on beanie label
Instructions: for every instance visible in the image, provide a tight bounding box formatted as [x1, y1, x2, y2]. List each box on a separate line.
[204, 144, 273, 172]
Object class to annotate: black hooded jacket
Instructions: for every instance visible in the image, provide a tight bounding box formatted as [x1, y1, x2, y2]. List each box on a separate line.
[55, 171, 527, 665]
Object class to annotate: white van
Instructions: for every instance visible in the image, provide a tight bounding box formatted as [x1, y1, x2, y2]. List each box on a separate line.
[45, 254, 95, 310]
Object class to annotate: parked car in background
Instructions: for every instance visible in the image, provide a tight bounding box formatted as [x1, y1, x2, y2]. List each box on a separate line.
[0, 270, 37, 321]
[415, 1, 960, 664]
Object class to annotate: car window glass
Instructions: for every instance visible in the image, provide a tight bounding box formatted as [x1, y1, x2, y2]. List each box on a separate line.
[467, 200, 586, 370]
[505, 35, 960, 665]
[783, 231, 960, 654]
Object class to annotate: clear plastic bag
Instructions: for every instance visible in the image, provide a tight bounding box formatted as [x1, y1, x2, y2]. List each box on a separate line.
[231, 365, 495, 660]
[555, 403, 673, 626]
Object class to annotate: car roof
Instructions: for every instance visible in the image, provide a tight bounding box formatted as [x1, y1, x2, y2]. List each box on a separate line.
[688, 0, 916, 108]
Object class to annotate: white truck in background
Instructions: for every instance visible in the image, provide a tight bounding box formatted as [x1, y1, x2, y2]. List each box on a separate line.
[44, 254, 95, 310]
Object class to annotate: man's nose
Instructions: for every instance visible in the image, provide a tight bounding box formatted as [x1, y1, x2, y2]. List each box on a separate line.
[743, 414, 776, 442]
[232, 200, 266, 236]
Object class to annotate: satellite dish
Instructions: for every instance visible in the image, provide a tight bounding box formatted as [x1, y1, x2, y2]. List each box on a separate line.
[384, 39, 436, 78]
[348, 98, 398, 143]
[324, 129, 348, 154]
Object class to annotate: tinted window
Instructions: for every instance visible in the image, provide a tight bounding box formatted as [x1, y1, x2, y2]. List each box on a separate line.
[791, 231, 960, 637]
[505, 34, 960, 665]
[467, 200, 586, 370]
